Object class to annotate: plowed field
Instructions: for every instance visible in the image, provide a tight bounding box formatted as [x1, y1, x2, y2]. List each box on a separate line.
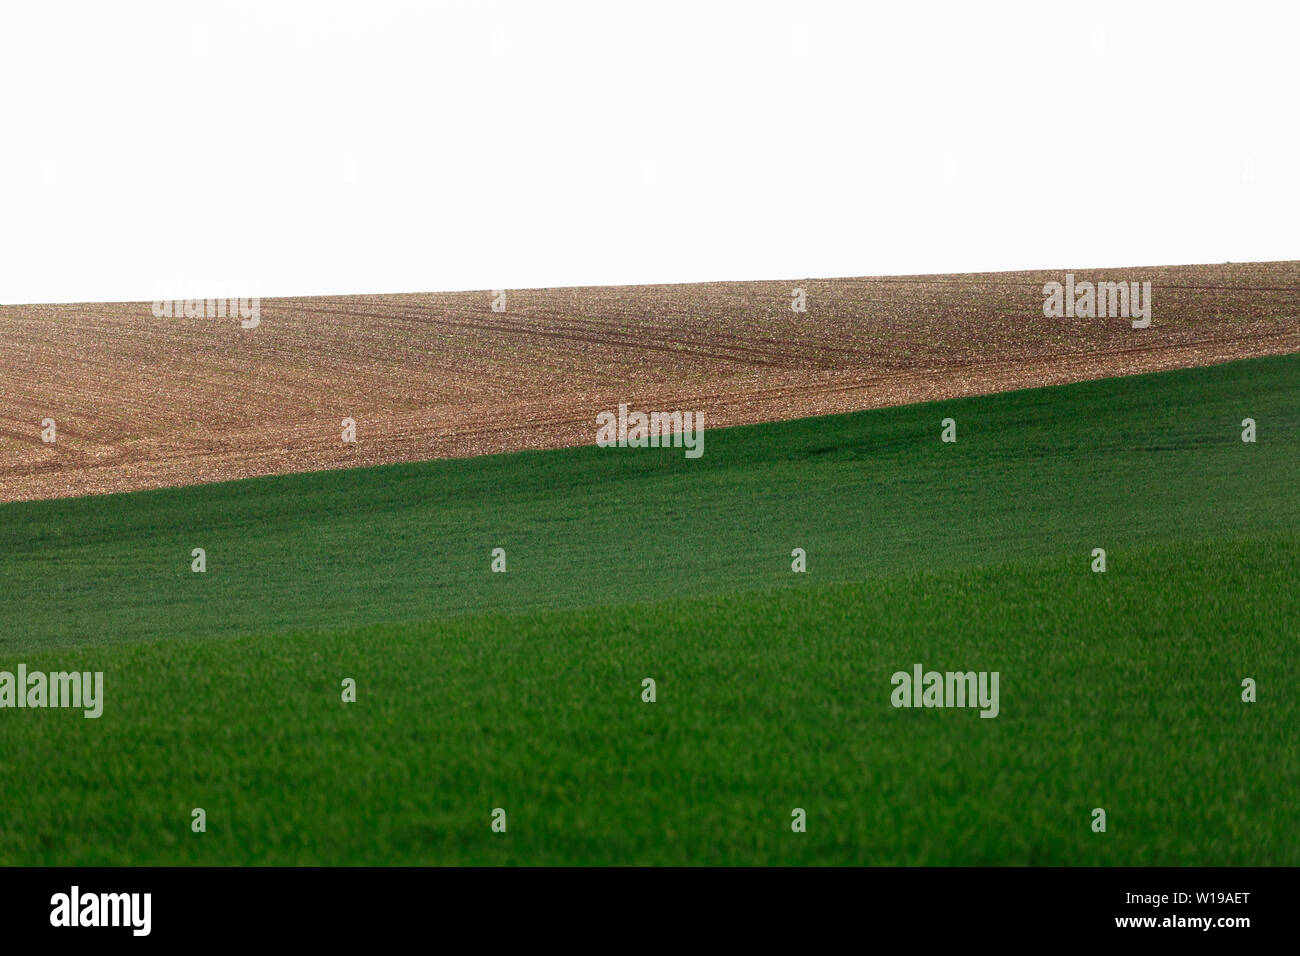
[3, 261, 1297, 501]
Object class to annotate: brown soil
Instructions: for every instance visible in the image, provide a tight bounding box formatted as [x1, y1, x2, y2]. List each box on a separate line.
[2, 261, 1297, 502]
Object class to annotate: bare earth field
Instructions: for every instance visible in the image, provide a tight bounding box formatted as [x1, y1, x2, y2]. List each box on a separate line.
[2, 261, 1297, 502]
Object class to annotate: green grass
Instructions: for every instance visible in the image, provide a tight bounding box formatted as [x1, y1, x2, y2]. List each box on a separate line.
[0, 353, 1296, 864]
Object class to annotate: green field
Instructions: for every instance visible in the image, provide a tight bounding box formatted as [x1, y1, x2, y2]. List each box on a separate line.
[1, 353, 1296, 864]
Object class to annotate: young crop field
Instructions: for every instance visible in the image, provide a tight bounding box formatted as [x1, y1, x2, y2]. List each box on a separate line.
[0, 353, 1295, 864]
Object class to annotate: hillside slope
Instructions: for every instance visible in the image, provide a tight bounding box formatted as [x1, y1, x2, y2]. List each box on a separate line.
[1, 353, 1295, 654]
[1, 354, 1295, 865]
[3, 261, 1297, 501]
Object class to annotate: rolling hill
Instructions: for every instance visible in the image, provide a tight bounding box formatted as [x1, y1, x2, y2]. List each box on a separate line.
[0, 353, 1295, 864]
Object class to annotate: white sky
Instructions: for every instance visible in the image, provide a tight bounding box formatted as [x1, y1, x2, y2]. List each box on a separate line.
[1, 0, 1296, 304]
